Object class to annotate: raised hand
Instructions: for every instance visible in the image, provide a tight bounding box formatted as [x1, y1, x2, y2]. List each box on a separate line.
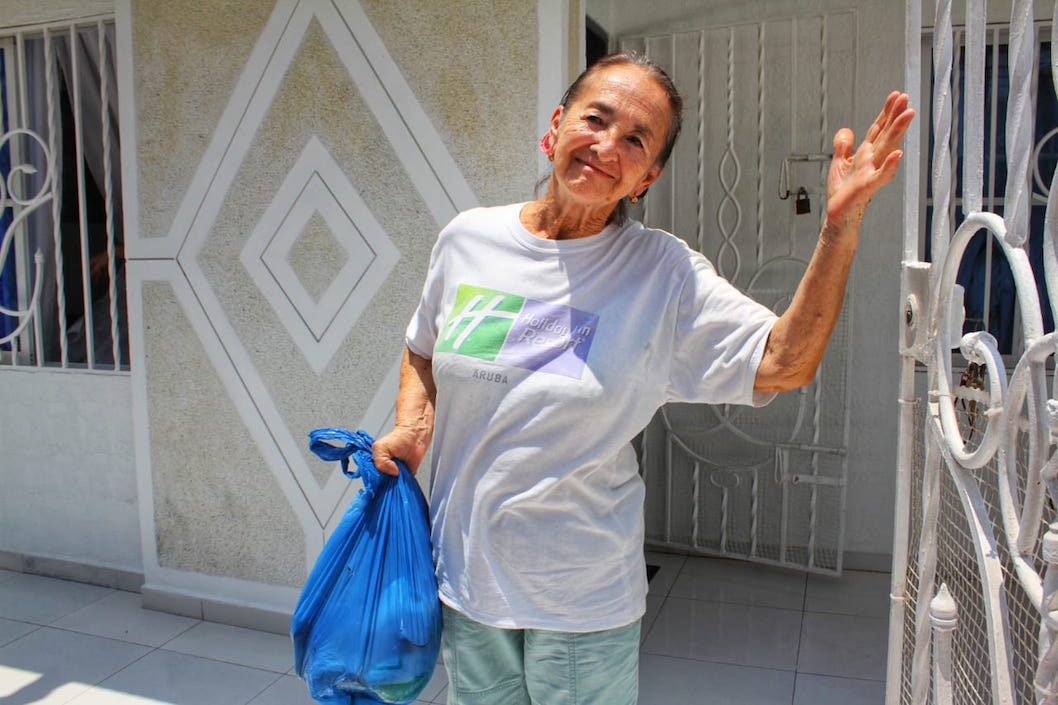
[825, 91, 916, 235]
[755, 91, 916, 392]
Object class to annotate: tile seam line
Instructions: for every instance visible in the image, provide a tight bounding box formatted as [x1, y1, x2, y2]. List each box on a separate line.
[8, 620, 194, 650]
[156, 644, 293, 674]
[791, 568, 807, 703]
[244, 670, 288, 704]
[661, 595, 809, 614]
[639, 650, 799, 672]
[60, 639, 156, 701]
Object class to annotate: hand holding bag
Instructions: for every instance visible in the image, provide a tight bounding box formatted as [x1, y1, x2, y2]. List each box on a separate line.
[291, 428, 441, 704]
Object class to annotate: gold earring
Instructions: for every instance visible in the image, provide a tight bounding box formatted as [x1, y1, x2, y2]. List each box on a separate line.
[548, 152, 554, 162]
[629, 194, 639, 204]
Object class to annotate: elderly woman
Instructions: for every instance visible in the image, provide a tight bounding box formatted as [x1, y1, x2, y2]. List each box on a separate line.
[373, 52, 913, 704]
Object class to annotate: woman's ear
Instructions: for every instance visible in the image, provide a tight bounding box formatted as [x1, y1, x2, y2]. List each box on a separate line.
[635, 164, 663, 196]
[548, 106, 564, 149]
[550, 105, 564, 132]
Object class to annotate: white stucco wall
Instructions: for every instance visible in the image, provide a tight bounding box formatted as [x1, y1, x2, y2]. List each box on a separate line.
[0, 369, 141, 573]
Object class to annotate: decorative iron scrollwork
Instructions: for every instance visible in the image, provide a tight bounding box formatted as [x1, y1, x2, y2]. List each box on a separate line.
[0, 128, 52, 348]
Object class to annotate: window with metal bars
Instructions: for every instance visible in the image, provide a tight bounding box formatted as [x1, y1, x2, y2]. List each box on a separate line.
[0, 19, 125, 370]
[923, 25, 1058, 355]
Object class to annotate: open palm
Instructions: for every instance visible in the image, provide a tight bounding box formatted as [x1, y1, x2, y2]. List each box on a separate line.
[826, 92, 916, 232]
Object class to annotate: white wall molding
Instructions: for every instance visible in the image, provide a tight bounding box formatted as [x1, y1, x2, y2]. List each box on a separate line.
[240, 136, 400, 375]
[538, 0, 572, 178]
[114, 0, 141, 262]
[126, 260, 325, 583]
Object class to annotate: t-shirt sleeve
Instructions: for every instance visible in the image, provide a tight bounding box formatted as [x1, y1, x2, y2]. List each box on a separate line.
[664, 254, 779, 407]
[404, 228, 449, 359]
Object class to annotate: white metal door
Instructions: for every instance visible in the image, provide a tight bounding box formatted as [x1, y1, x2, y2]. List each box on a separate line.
[889, 0, 1058, 703]
[621, 11, 857, 575]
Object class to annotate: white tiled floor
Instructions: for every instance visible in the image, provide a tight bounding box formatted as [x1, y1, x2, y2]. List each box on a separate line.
[0, 554, 889, 704]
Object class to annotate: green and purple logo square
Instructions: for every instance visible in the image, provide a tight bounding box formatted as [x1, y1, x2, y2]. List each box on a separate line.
[438, 284, 598, 379]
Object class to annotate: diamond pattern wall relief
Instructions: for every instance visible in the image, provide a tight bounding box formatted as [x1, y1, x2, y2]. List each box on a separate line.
[166, 0, 477, 531]
[241, 137, 398, 372]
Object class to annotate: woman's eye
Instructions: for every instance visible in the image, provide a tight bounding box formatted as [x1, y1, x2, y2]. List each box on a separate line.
[586, 114, 603, 125]
[629, 136, 644, 148]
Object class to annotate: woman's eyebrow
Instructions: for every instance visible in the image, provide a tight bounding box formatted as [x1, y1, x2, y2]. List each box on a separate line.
[586, 100, 655, 138]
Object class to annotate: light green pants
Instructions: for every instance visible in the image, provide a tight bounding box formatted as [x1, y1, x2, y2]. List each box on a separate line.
[441, 605, 640, 705]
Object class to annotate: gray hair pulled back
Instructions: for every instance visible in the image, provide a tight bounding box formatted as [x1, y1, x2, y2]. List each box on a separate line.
[553, 52, 685, 224]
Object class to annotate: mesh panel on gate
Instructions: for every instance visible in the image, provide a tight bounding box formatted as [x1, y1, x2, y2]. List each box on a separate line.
[938, 465, 994, 703]
[900, 401, 925, 705]
[967, 407, 1055, 705]
[899, 386, 1056, 704]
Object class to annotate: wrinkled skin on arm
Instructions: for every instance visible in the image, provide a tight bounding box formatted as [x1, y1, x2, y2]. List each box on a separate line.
[372, 348, 436, 476]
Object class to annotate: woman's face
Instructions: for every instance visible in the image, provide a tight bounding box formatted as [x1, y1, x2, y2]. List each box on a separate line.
[548, 64, 671, 211]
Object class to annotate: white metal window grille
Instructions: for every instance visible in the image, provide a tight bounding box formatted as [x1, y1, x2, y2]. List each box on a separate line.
[920, 25, 1058, 356]
[0, 16, 125, 371]
[890, 0, 1058, 703]
[621, 12, 855, 576]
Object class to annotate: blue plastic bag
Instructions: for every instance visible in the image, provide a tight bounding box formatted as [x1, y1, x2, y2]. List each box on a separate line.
[292, 428, 441, 705]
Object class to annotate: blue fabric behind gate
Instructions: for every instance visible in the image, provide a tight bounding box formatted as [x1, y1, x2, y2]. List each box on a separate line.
[292, 428, 441, 705]
[0, 51, 17, 345]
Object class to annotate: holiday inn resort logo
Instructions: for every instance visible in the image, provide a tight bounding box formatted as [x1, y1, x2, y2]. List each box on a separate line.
[437, 284, 599, 379]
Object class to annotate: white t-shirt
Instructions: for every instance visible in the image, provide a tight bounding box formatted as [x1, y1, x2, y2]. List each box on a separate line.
[405, 203, 778, 632]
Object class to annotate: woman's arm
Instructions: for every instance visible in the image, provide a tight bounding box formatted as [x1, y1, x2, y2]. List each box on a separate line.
[753, 220, 858, 391]
[372, 347, 436, 476]
[754, 92, 915, 392]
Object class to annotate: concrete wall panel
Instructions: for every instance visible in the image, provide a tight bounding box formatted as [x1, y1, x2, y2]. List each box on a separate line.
[360, 0, 539, 207]
[194, 17, 432, 485]
[143, 280, 305, 586]
[0, 370, 140, 573]
[131, 0, 274, 241]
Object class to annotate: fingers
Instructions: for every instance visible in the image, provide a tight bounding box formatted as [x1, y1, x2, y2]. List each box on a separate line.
[874, 108, 914, 158]
[832, 127, 855, 161]
[834, 91, 914, 158]
[825, 92, 911, 222]
[877, 149, 904, 185]
[864, 91, 901, 143]
[371, 433, 424, 477]
[866, 94, 915, 164]
[371, 442, 402, 477]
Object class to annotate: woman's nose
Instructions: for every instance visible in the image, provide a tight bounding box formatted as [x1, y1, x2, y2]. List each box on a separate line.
[591, 129, 618, 159]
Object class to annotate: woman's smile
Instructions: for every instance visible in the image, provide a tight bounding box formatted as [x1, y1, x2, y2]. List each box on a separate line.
[574, 156, 615, 179]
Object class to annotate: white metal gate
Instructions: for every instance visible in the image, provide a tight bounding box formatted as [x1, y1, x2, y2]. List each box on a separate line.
[622, 12, 856, 575]
[890, 0, 1058, 703]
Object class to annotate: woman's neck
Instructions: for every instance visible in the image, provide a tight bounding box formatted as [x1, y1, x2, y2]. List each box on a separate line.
[520, 188, 616, 240]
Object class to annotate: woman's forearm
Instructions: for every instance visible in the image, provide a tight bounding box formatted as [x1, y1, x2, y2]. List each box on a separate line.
[396, 347, 436, 438]
[372, 347, 436, 475]
[754, 219, 858, 392]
